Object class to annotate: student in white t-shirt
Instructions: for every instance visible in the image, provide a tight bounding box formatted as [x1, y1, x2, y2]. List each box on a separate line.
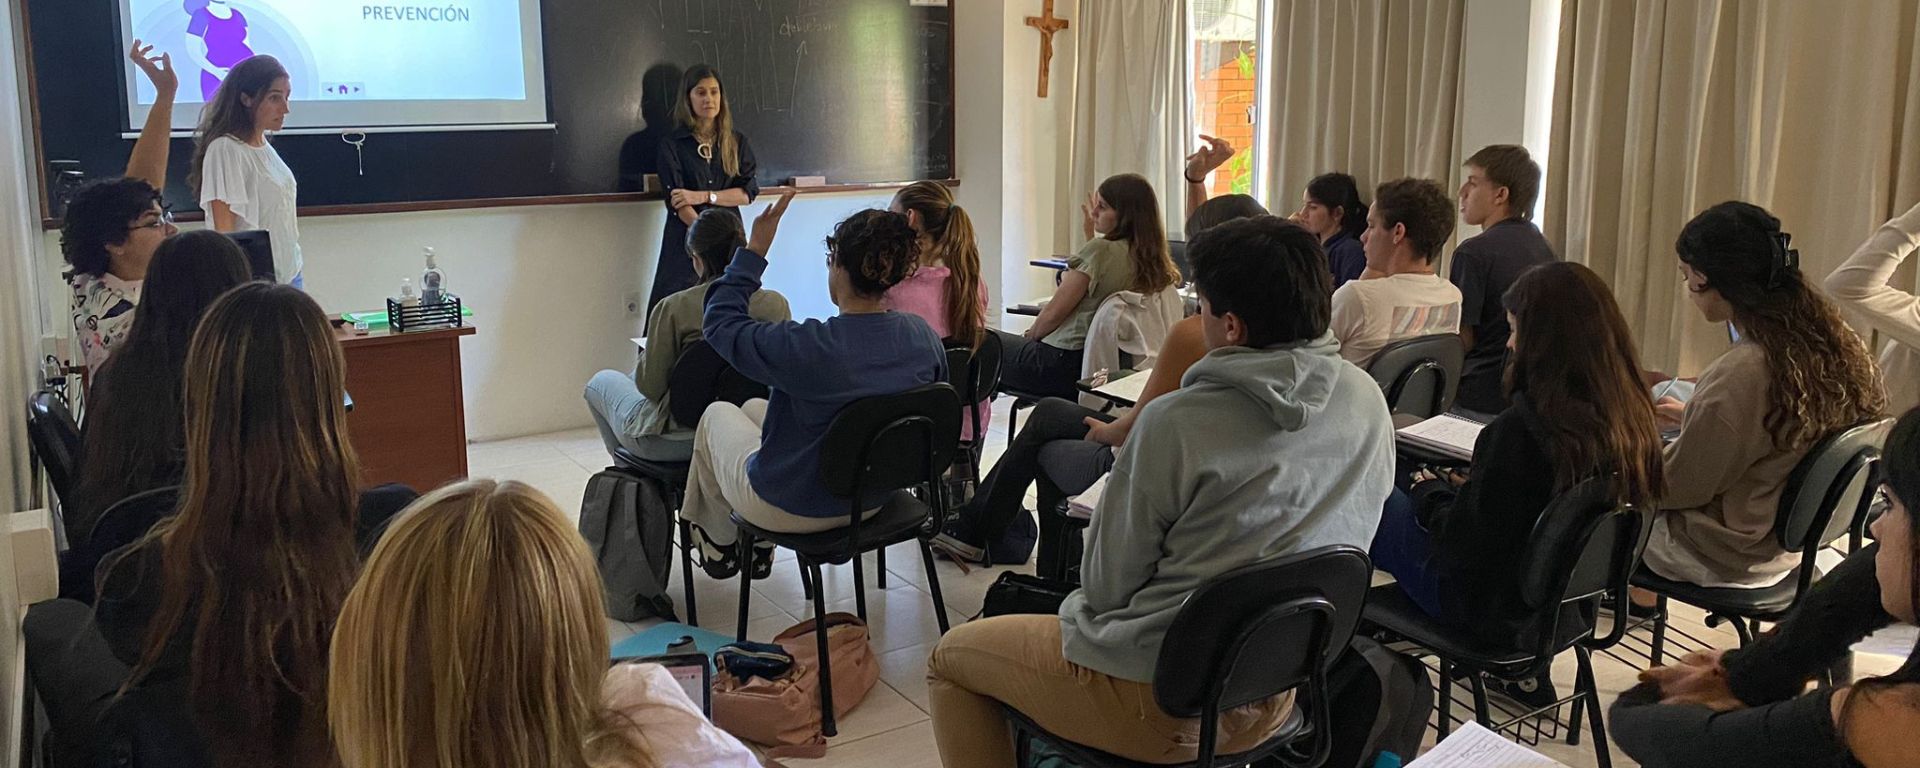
[1329, 177, 1463, 367]
[191, 55, 302, 286]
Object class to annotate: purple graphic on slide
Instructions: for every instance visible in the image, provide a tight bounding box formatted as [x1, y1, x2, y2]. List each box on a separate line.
[184, 0, 255, 100]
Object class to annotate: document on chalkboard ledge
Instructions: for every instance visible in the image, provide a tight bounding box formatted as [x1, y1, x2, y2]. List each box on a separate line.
[1395, 414, 1485, 460]
[1407, 721, 1568, 767]
[1067, 473, 1110, 520]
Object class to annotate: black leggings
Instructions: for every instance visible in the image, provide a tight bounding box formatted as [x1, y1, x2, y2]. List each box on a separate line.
[995, 330, 1085, 400]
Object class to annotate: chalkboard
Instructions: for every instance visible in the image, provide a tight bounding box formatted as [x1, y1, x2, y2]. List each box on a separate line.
[26, 0, 956, 223]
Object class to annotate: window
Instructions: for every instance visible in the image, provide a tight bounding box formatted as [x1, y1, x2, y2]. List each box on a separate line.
[1189, 0, 1263, 199]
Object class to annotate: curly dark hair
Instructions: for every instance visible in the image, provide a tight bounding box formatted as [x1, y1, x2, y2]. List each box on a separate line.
[1372, 178, 1456, 262]
[826, 209, 920, 297]
[60, 178, 162, 278]
[1678, 201, 1885, 450]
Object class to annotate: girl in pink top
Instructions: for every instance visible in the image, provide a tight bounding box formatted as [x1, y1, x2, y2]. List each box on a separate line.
[887, 182, 992, 440]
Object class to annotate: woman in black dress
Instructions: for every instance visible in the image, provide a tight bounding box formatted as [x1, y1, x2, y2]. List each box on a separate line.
[652, 64, 759, 310]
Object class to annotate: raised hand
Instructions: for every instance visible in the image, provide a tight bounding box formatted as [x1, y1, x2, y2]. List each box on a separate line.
[129, 40, 177, 96]
[1185, 134, 1236, 180]
[747, 191, 797, 257]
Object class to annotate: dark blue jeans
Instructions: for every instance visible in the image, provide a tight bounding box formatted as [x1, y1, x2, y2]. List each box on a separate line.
[1369, 487, 1443, 617]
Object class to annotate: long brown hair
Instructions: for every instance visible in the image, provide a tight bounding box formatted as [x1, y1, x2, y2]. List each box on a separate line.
[72, 231, 251, 536]
[1678, 202, 1886, 450]
[893, 181, 985, 347]
[114, 282, 361, 768]
[329, 480, 651, 768]
[1502, 262, 1665, 507]
[188, 55, 289, 196]
[1096, 174, 1178, 294]
[673, 64, 740, 177]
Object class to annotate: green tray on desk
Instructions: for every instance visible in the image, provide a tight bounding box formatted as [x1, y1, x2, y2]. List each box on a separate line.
[341, 305, 474, 329]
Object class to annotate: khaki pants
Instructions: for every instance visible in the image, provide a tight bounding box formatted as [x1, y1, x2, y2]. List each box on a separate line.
[680, 400, 869, 547]
[927, 615, 1294, 767]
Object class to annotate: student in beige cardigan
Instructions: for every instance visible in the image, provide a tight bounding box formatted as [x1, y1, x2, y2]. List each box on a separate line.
[1641, 202, 1886, 591]
[1825, 200, 1920, 413]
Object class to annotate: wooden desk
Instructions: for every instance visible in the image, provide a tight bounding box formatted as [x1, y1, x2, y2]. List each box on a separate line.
[335, 322, 477, 493]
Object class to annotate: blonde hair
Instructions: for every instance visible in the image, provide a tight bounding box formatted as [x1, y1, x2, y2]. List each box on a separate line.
[328, 480, 651, 768]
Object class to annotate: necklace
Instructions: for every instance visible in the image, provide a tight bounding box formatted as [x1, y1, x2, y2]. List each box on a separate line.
[697, 142, 714, 161]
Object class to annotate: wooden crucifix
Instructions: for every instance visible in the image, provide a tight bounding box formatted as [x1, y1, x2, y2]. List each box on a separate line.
[1025, 0, 1070, 98]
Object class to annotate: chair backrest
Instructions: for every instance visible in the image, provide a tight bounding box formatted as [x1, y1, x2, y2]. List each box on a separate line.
[819, 384, 962, 499]
[26, 391, 82, 508]
[1515, 476, 1649, 652]
[1169, 239, 1191, 283]
[1777, 419, 1891, 553]
[944, 333, 1004, 437]
[1153, 545, 1371, 717]
[666, 340, 769, 430]
[1365, 334, 1464, 418]
[64, 485, 181, 604]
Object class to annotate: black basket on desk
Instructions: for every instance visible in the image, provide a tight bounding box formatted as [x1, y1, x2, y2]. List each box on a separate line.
[385, 296, 463, 332]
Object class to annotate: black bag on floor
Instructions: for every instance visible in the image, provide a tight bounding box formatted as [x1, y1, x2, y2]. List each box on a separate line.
[580, 468, 677, 622]
[1308, 636, 1433, 768]
[980, 572, 1075, 618]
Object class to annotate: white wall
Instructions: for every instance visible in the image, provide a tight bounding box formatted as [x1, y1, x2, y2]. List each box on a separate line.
[1457, 0, 1563, 228]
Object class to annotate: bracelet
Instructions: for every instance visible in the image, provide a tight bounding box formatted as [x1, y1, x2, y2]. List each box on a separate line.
[1184, 173, 1205, 184]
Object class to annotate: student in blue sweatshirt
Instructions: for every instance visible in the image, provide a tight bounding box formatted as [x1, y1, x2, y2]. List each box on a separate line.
[680, 193, 949, 579]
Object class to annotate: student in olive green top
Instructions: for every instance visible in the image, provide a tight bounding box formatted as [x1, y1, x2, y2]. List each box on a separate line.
[584, 209, 790, 460]
[996, 173, 1181, 399]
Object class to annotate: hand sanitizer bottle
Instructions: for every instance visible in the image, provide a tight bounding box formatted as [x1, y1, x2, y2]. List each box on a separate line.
[420, 247, 446, 306]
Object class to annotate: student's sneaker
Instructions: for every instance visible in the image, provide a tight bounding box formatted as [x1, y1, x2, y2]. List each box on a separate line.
[1492, 673, 1560, 713]
[693, 526, 774, 581]
[931, 519, 987, 565]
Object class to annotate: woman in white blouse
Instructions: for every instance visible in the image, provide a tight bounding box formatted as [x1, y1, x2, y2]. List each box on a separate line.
[1826, 200, 1920, 413]
[190, 54, 302, 286]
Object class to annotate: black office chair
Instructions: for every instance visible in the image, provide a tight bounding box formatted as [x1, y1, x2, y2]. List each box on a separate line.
[1363, 478, 1649, 768]
[944, 332, 1005, 487]
[731, 383, 961, 737]
[1365, 334, 1464, 418]
[60, 486, 180, 605]
[602, 340, 768, 627]
[1634, 419, 1888, 660]
[1007, 545, 1371, 768]
[26, 391, 81, 539]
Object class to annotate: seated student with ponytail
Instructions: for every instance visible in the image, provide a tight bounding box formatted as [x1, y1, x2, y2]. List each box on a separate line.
[678, 194, 948, 579]
[997, 174, 1180, 400]
[1370, 261, 1665, 707]
[330, 479, 758, 768]
[1637, 202, 1885, 596]
[935, 194, 1266, 568]
[886, 181, 991, 439]
[1613, 405, 1920, 768]
[927, 216, 1394, 767]
[1329, 178, 1463, 367]
[584, 209, 791, 461]
[1296, 172, 1371, 288]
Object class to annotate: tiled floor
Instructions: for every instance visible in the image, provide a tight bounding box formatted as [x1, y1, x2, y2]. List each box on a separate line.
[470, 402, 1903, 767]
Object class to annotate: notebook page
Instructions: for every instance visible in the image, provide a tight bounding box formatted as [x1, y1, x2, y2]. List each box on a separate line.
[1406, 722, 1568, 768]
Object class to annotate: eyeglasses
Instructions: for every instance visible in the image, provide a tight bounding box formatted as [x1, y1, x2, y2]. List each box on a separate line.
[130, 210, 175, 232]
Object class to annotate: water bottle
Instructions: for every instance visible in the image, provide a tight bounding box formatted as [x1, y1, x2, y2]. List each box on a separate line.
[420, 247, 446, 306]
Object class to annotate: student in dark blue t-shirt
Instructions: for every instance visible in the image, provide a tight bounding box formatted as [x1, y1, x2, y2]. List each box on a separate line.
[1294, 172, 1371, 288]
[1450, 145, 1557, 415]
[680, 193, 949, 579]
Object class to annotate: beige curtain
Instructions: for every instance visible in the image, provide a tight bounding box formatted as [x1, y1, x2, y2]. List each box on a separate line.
[1262, 0, 1466, 216]
[1063, 0, 1190, 245]
[1547, 0, 1920, 374]
[1, 2, 41, 517]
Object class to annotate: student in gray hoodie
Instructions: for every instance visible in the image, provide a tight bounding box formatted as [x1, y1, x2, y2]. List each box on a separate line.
[926, 216, 1397, 767]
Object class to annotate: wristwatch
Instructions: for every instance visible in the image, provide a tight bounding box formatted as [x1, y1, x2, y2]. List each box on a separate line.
[708, 191, 718, 206]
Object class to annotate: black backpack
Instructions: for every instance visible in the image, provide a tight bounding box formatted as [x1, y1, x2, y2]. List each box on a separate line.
[579, 468, 678, 622]
[1309, 637, 1434, 768]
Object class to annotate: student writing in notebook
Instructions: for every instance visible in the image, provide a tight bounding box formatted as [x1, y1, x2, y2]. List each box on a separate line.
[1370, 262, 1665, 707]
[927, 215, 1394, 767]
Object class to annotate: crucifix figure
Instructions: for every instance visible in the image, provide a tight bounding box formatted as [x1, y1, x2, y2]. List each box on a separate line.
[1025, 0, 1070, 98]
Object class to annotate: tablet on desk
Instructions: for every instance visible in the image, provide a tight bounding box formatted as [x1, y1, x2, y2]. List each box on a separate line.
[613, 652, 711, 716]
